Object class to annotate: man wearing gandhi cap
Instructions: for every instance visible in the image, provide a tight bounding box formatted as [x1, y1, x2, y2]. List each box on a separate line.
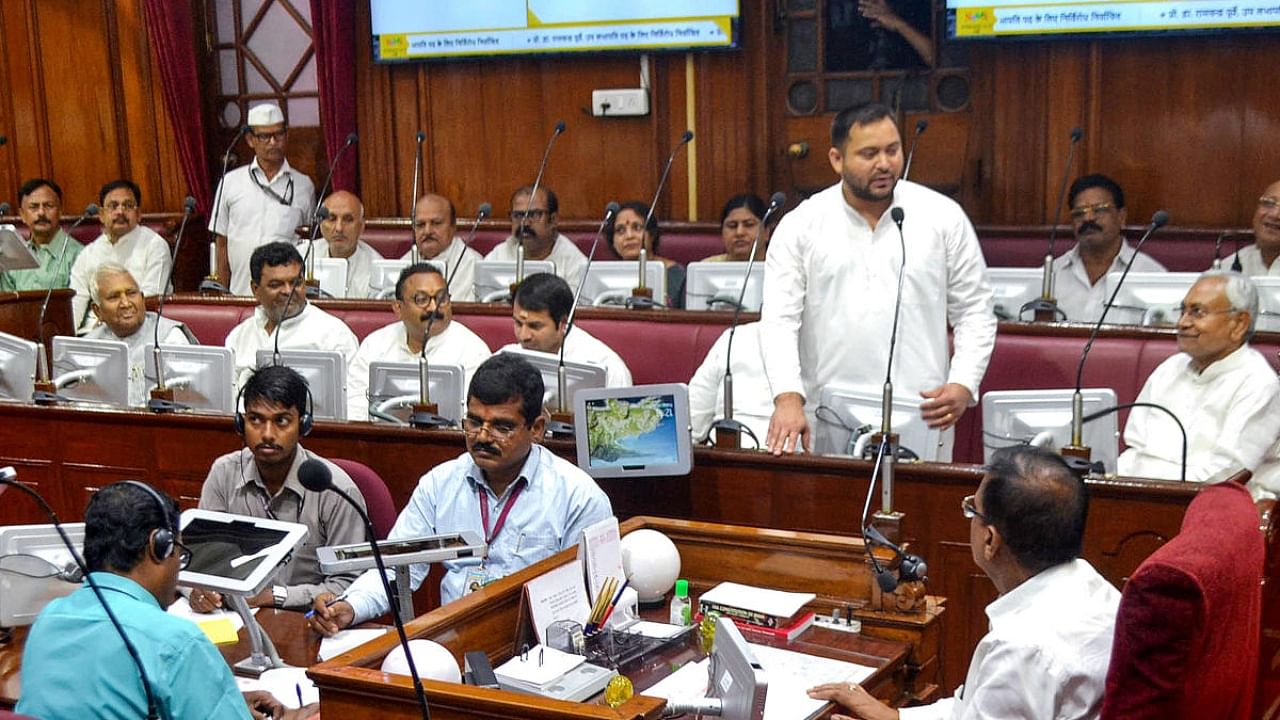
[209, 102, 316, 296]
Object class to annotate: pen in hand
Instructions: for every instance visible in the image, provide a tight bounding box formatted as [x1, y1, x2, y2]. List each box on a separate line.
[304, 594, 346, 619]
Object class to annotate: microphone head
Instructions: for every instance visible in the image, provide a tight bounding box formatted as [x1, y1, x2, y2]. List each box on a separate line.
[768, 191, 787, 210]
[415, 130, 426, 142]
[83, 203, 100, 218]
[346, 132, 359, 145]
[680, 130, 694, 144]
[891, 207, 905, 224]
[1151, 210, 1170, 228]
[0, 203, 11, 216]
[0, 466, 14, 482]
[914, 119, 928, 134]
[239, 125, 252, 136]
[298, 459, 334, 492]
[875, 569, 899, 593]
[314, 205, 332, 221]
[553, 120, 567, 134]
[477, 202, 492, 219]
[183, 196, 197, 213]
[1070, 127, 1084, 143]
[605, 200, 621, 218]
[0, 135, 8, 146]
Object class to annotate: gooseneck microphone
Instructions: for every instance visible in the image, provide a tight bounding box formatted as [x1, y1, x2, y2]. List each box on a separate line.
[901, 120, 928, 182]
[203, 126, 250, 294]
[1081, 402, 1187, 482]
[34, 203, 100, 401]
[708, 192, 785, 448]
[270, 252, 311, 367]
[408, 301, 451, 429]
[1021, 127, 1082, 322]
[632, 130, 694, 307]
[409, 131, 426, 264]
[148, 196, 197, 413]
[313, 133, 359, 218]
[445, 202, 492, 294]
[0, 467, 162, 720]
[515, 121, 567, 285]
[298, 460, 431, 720]
[862, 523, 929, 593]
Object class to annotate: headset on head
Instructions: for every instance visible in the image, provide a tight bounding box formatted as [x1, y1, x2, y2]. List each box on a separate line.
[233, 368, 315, 437]
[120, 480, 177, 562]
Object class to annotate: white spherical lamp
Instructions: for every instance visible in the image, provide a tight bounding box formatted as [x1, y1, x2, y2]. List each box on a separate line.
[621, 528, 682, 604]
[381, 639, 462, 683]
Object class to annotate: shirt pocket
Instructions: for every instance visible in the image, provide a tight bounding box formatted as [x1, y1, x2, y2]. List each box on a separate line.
[266, 205, 303, 239]
[510, 531, 559, 566]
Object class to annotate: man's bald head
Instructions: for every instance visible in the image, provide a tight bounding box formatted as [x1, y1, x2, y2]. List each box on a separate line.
[320, 191, 365, 258]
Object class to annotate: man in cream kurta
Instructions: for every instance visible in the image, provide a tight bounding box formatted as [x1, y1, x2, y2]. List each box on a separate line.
[1228, 179, 1280, 277]
[399, 193, 483, 302]
[483, 186, 587, 291]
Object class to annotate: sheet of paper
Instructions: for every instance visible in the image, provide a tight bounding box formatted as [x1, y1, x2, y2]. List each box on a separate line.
[523, 558, 591, 644]
[698, 582, 815, 618]
[580, 516, 624, 601]
[166, 595, 251, 642]
[630, 620, 687, 639]
[494, 644, 586, 689]
[235, 667, 318, 709]
[317, 628, 391, 662]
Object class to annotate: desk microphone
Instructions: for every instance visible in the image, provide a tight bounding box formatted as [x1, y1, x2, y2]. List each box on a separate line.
[445, 202, 492, 295]
[409, 131, 426, 264]
[632, 130, 694, 308]
[313, 133, 359, 218]
[901, 120, 927, 182]
[202, 126, 250, 295]
[1021, 127, 1082, 322]
[862, 523, 928, 592]
[33, 203, 99, 402]
[708, 191, 785, 448]
[515, 121, 566, 286]
[408, 293, 452, 429]
[298, 459, 431, 720]
[1081, 401, 1187, 481]
[148, 196, 197, 413]
[0, 467, 162, 720]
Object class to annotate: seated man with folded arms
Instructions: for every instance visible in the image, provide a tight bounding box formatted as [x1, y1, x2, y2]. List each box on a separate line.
[18, 481, 315, 719]
[305, 190, 382, 298]
[308, 353, 613, 632]
[399, 193, 482, 302]
[347, 263, 491, 421]
[83, 263, 195, 406]
[0, 177, 81, 291]
[190, 365, 366, 612]
[484, 185, 587, 290]
[224, 241, 358, 390]
[810, 446, 1120, 719]
[1118, 270, 1280, 486]
[688, 321, 774, 446]
[1228, 179, 1280, 277]
[504, 272, 632, 387]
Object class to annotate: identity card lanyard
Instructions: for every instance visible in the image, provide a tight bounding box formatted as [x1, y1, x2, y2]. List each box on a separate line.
[478, 479, 526, 569]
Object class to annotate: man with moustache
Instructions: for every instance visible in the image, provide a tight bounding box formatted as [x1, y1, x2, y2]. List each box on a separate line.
[399, 193, 482, 302]
[1051, 174, 1166, 322]
[761, 102, 995, 459]
[484, 185, 587, 290]
[1228, 179, 1280, 276]
[346, 263, 491, 421]
[1, 178, 81, 291]
[223, 241, 358, 389]
[305, 190, 381, 298]
[83, 264, 195, 406]
[308, 353, 613, 630]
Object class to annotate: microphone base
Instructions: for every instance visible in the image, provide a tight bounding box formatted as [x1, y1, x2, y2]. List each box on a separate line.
[628, 287, 656, 310]
[1060, 443, 1095, 477]
[713, 425, 740, 449]
[1020, 297, 1065, 323]
[869, 510, 904, 546]
[547, 410, 575, 438]
[147, 388, 189, 414]
[33, 381, 59, 406]
[198, 277, 230, 295]
[408, 403, 452, 429]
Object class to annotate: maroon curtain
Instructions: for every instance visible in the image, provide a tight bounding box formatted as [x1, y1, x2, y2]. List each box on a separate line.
[142, 0, 213, 214]
[310, 0, 359, 194]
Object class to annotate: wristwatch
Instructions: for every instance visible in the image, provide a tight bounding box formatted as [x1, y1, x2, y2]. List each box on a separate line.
[272, 585, 287, 608]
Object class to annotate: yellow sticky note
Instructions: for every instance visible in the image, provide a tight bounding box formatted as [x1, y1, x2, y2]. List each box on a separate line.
[198, 617, 240, 645]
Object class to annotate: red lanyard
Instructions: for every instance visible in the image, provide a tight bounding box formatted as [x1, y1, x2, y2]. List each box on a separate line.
[478, 480, 526, 545]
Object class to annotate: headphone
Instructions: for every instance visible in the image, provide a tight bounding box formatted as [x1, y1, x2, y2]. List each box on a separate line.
[233, 369, 315, 437]
[121, 480, 177, 562]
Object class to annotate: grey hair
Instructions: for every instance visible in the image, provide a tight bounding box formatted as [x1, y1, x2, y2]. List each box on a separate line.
[90, 262, 135, 305]
[1198, 269, 1258, 339]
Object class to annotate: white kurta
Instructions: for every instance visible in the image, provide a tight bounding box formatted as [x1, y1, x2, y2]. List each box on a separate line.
[900, 559, 1120, 720]
[209, 158, 316, 296]
[1118, 344, 1280, 482]
[68, 225, 174, 330]
[687, 323, 774, 446]
[760, 180, 995, 459]
[500, 327, 632, 389]
[346, 319, 493, 421]
[224, 301, 359, 390]
[84, 313, 194, 406]
[302, 238, 382, 299]
[1229, 244, 1280, 277]
[484, 233, 588, 290]
[400, 236, 484, 303]
[1051, 241, 1167, 322]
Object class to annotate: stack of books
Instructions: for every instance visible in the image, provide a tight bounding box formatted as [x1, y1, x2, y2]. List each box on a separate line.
[697, 581, 817, 642]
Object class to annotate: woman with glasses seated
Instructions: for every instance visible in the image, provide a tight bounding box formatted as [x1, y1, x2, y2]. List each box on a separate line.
[605, 201, 686, 308]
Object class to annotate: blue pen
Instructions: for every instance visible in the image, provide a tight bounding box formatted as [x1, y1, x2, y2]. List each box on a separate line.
[295, 682, 304, 707]
[304, 593, 346, 619]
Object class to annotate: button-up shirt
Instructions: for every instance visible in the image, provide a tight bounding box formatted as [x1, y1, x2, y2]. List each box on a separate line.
[1051, 240, 1167, 322]
[210, 158, 316, 295]
[484, 233, 588, 291]
[401, 236, 484, 302]
[68, 225, 173, 330]
[0, 229, 82, 291]
[224, 301, 359, 390]
[347, 319, 493, 421]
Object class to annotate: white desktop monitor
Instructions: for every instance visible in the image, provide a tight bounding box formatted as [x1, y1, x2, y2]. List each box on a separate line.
[178, 509, 308, 597]
[578, 261, 666, 307]
[51, 336, 130, 408]
[813, 385, 942, 462]
[370, 258, 447, 300]
[254, 349, 347, 421]
[366, 360, 465, 425]
[312, 257, 348, 298]
[0, 522, 85, 627]
[145, 344, 235, 414]
[982, 388, 1120, 473]
[0, 226, 37, 273]
[1102, 272, 1199, 326]
[0, 331, 38, 402]
[474, 260, 555, 303]
[1252, 277, 1280, 333]
[497, 346, 607, 413]
[988, 267, 1048, 321]
[684, 262, 764, 312]
[574, 383, 693, 479]
[707, 615, 768, 720]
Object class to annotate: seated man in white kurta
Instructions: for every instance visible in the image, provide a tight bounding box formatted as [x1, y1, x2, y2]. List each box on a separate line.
[302, 190, 382, 299]
[1118, 270, 1280, 485]
[399, 193, 482, 302]
[224, 241, 358, 390]
[483, 185, 587, 291]
[347, 263, 492, 421]
[688, 321, 774, 446]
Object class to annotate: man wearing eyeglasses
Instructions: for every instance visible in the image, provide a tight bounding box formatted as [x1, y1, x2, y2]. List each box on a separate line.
[1051, 173, 1166, 322]
[0, 178, 82, 291]
[307, 190, 381, 298]
[1118, 270, 1280, 487]
[809, 446, 1120, 719]
[483, 185, 588, 289]
[68, 179, 173, 331]
[308, 353, 613, 634]
[1226, 180, 1280, 277]
[210, 102, 316, 296]
[398, 193, 482, 302]
[346, 263, 491, 421]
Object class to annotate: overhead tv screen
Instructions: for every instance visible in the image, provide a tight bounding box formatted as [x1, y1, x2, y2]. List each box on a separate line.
[371, 0, 741, 62]
[947, 0, 1280, 40]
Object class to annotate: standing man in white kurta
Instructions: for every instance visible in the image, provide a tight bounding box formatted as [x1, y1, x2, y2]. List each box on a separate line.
[761, 102, 996, 458]
[347, 263, 492, 421]
[210, 102, 315, 296]
[305, 190, 382, 298]
[399, 194, 483, 302]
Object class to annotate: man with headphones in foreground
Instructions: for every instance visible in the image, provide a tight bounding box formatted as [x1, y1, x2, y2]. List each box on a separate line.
[190, 365, 366, 612]
[17, 481, 318, 719]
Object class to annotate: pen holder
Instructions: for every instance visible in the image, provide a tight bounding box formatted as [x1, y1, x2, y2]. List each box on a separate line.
[604, 587, 638, 630]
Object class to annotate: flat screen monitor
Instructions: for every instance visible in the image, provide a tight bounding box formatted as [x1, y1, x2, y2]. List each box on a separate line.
[1102, 271, 1199, 326]
[707, 615, 768, 720]
[498, 346, 607, 412]
[684, 262, 763, 312]
[370, 1, 741, 63]
[370, 258, 447, 300]
[0, 225, 37, 272]
[51, 336, 130, 408]
[0, 522, 85, 627]
[1253, 277, 1280, 333]
[982, 388, 1121, 472]
[178, 509, 308, 597]
[574, 383, 693, 479]
[312, 257, 349, 299]
[578, 260, 666, 307]
[366, 360, 466, 425]
[946, 0, 1280, 41]
[474, 260, 555, 303]
[988, 267, 1049, 321]
[145, 344, 235, 414]
[813, 385, 942, 462]
[0, 331, 38, 402]
[254, 349, 347, 421]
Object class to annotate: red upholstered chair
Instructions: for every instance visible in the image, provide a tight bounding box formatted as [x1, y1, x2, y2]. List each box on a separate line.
[330, 458, 398, 540]
[1100, 479, 1263, 720]
[0, 711, 39, 719]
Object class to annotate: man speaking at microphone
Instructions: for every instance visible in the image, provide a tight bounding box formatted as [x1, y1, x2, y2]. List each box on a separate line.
[761, 102, 995, 457]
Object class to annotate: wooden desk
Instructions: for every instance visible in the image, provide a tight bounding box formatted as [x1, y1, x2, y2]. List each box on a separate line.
[0, 289, 73, 367]
[308, 516, 937, 720]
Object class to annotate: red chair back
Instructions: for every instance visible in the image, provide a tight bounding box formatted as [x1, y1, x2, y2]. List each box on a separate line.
[330, 458, 397, 540]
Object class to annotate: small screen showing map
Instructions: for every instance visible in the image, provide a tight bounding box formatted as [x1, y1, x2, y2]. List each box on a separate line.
[584, 394, 681, 468]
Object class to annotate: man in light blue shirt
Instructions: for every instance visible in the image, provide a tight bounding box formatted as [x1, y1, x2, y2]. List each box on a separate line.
[309, 353, 613, 631]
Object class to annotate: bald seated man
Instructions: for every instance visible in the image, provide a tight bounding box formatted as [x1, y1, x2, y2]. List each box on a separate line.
[400, 193, 482, 302]
[303, 190, 382, 298]
[1228, 179, 1280, 277]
